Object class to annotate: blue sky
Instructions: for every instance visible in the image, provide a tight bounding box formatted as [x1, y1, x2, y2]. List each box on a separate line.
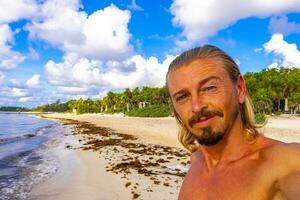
[1, 0, 300, 107]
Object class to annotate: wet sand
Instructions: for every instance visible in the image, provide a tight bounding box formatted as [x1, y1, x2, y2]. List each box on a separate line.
[30, 114, 300, 200]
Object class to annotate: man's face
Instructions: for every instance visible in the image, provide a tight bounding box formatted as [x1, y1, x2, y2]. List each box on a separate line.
[167, 58, 243, 146]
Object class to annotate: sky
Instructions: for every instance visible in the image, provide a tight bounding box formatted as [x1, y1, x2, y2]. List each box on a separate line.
[1, 0, 300, 107]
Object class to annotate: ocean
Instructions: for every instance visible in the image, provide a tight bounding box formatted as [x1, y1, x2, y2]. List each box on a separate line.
[0, 113, 66, 199]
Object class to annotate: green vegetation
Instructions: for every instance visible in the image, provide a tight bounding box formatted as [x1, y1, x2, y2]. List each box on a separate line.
[254, 113, 267, 124]
[126, 104, 171, 117]
[32, 100, 69, 112]
[0, 106, 29, 112]
[65, 86, 170, 116]
[244, 67, 300, 114]
[29, 67, 300, 118]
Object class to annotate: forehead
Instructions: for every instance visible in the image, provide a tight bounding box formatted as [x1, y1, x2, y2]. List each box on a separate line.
[167, 58, 230, 92]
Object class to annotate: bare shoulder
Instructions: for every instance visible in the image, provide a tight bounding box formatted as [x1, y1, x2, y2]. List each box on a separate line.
[267, 142, 300, 198]
[251, 136, 300, 177]
[253, 138, 300, 198]
[261, 140, 300, 166]
[272, 142, 300, 172]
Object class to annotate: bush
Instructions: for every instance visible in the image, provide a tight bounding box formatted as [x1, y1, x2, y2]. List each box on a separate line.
[255, 113, 266, 124]
[273, 111, 283, 116]
[126, 104, 171, 117]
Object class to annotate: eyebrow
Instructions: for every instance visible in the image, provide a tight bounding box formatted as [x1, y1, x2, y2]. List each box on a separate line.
[172, 76, 221, 99]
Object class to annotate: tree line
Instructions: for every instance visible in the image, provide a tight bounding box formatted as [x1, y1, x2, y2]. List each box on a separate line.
[32, 86, 170, 115]
[0, 106, 29, 112]
[32, 67, 300, 116]
[244, 67, 300, 114]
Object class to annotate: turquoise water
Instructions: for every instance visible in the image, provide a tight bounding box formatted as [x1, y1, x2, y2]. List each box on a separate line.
[0, 113, 65, 199]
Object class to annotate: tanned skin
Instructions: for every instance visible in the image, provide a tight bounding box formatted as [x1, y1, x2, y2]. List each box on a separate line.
[167, 58, 300, 200]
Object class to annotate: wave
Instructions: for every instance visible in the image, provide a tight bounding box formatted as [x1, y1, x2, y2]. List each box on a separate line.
[0, 124, 54, 145]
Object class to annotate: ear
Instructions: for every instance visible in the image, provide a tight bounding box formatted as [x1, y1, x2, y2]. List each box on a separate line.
[236, 75, 246, 104]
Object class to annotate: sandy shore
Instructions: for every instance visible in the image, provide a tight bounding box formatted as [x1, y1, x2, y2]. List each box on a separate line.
[30, 113, 300, 200]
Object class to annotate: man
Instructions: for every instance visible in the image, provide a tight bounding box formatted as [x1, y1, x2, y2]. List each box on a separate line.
[166, 45, 300, 200]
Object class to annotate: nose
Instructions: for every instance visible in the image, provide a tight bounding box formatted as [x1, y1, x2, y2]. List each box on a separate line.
[191, 94, 206, 113]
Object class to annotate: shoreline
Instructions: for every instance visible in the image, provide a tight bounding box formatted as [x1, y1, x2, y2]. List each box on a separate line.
[31, 115, 189, 200]
[38, 113, 182, 148]
[30, 114, 300, 200]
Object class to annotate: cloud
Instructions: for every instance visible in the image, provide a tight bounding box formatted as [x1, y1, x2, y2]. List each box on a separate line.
[170, 0, 300, 46]
[56, 86, 89, 94]
[45, 53, 175, 96]
[26, 74, 40, 88]
[0, 71, 4, 81]
[27, 47, 40, 60]
[0, 24, 25, 70]
[45, 53, 103, 87]
[19, 97, 34, 103]
[101, 55, 175, 88]
[0, 24, 14, 45]
[26, 2, 132, 61]
[263, 33, 300, 68]
[269, 15, 300, 35]
[6, 79, 22, 88]
[0, 73, 45, 106]
[0, 0, 38, 23]
[127, 0, 144, 11]
[11, 88, 27, 97]
[0, 71, 5, 87]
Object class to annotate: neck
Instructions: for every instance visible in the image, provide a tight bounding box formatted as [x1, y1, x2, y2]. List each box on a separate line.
[198, 114, 254, 171]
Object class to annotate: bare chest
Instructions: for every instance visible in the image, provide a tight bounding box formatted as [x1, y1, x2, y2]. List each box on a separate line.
[179, 161, 281, 200]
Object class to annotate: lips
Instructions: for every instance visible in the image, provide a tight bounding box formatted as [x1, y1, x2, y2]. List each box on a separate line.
[188, 108, 224, 128]
[195, 115, 214, 123]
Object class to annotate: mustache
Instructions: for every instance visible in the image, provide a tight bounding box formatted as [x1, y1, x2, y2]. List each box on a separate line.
[188, 108, 224, 127]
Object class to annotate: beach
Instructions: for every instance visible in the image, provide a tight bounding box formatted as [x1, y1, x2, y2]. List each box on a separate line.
[30, 114, 300, 200]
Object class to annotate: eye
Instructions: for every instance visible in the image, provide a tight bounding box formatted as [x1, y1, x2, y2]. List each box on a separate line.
[176, 93, 189, 102]
[203, 85, 217, 92]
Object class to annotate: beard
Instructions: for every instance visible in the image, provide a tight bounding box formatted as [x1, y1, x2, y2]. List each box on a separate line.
[196, 127, 224, 146]
[187, 106, 239, 146]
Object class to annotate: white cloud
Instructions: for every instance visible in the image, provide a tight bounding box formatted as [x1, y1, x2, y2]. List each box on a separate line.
[56, 86, 89, 94]
[0, 24, 25, 70]
[0, 71, 5, 84]
[0, 71, 4, 81]
[26, 2, 132, 61]
[45, 53, 175, 96]
[19, 97, 34, 103]
[267, 62, 279, 69]
[263, 33, 300, 68]
[170, 0, 300, 45]
[26, 74, 40, 88]
[8, 79, 23, 88]
[0, 73, 45, 105]
[0, 0, 38, 23]
[101, 55, 175, 88]
[269, 15, 300, 35]
[28, 47, 40, 60]
[45, 53, 103, 87]
[0, 24, 14, 45]
[11, 88, 27, 97]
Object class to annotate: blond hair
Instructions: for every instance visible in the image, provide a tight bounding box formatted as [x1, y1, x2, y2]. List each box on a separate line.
[166, 45, 263, 152]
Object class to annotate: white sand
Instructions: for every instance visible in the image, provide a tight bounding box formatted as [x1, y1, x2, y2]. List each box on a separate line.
[30, 114, 300, 200]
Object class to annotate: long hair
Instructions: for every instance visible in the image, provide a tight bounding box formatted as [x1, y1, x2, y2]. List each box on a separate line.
[166, 45, 264, 152]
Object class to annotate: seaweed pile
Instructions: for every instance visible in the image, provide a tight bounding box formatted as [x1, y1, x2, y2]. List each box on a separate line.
[62, 120, 190, 199]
